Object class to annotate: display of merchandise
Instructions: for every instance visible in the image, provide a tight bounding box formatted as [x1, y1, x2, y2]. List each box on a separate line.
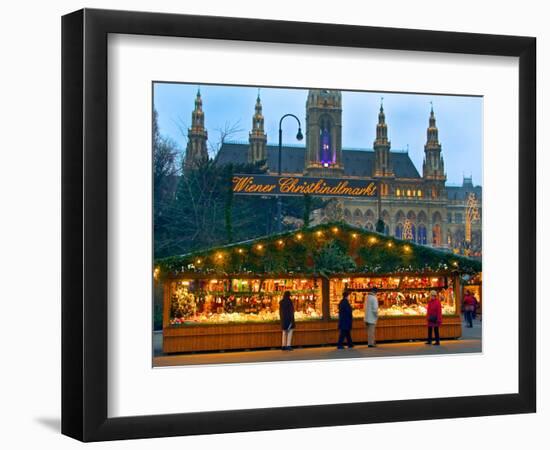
[329, 276, 456, 318]
[169, 278, 322, 325]
[169, 276, 458, 326]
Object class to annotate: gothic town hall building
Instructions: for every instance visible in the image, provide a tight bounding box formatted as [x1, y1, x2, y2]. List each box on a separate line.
[184, 89, 482, 254]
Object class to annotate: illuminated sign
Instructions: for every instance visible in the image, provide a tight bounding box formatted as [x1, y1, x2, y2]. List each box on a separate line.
[232, 175, 377, 198]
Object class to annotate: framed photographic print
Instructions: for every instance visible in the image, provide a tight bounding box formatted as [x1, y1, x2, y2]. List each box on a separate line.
[61, 8, 536, 442]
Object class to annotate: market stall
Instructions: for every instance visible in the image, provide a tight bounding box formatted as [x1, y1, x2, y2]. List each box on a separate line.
[156, 222, 481, 353]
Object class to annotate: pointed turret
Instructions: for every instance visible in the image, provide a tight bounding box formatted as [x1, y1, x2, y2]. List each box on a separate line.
[373, 98, 394, 177]
[248, 90, 267, 164]
[184, 88, 208, 171]
[422, 103, 445, 181]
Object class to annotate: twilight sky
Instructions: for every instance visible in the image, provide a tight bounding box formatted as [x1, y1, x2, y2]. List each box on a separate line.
[153, 83, 482, 186]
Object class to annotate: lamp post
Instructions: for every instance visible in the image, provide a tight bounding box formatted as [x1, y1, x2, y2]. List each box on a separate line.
[277, 114, 303, 232]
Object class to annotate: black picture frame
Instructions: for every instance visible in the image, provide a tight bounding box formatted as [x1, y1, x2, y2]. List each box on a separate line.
[61, 8, 536, 442]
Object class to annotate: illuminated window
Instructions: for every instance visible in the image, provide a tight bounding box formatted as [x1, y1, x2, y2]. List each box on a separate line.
[396, 188, 400, 196]
[395, 223, 403, 239]
[417, 190, 422, 197]
[319, 118, 334, 166]
[418, 224, 427, 244]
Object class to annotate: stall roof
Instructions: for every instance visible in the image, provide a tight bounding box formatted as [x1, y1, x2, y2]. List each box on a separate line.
[156, 222, 481, 278]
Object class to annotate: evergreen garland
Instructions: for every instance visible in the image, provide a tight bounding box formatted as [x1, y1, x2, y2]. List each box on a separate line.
[156, 221, 482, 278]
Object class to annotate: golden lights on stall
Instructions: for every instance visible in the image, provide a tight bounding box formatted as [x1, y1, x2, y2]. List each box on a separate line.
[157, 224, 479, 277]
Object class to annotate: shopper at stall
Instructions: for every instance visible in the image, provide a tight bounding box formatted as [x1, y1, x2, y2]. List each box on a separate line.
[463, 290, 476, 328]
[337, 291, 354, 349]
[426, 290, 442, 345]
[279, 291, 295, 351]
[364, 287, 379, 347]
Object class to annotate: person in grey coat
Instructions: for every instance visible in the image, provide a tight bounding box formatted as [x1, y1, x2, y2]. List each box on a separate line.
[364, 287, 379, 347]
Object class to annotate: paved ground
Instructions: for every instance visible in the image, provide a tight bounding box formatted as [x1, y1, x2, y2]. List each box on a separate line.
[152, 319, 482, 367]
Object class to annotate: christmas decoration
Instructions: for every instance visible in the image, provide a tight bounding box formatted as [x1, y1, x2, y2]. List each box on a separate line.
[156, 221, 481, 277]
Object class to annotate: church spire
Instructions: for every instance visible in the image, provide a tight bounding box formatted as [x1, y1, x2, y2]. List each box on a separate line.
[426, 101, 439, 145]
[192, 88, 204, 127]
[422, 102, 445, 181]
[375, 97, 389, 143]
[184, 88, 208, 171]
[373, 97, 393, 178]
[248, 90, 267, 164]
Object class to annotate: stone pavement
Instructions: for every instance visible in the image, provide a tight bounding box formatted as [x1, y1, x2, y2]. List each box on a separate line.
[152, 319, 482, 367]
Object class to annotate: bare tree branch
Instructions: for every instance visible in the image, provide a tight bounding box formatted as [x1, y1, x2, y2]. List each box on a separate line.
[208, 120, 244, 158]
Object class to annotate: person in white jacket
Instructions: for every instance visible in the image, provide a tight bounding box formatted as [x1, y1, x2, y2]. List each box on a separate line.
[364, 288, 379, 347]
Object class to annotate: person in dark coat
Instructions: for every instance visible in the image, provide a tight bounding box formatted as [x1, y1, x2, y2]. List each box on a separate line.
[337, 291, 354, 349]
[279, 291, 295, 351]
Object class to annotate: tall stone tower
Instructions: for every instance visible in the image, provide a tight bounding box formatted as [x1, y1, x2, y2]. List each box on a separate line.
[373, 99, 394, 178]
[248, 92, 267, 164]
[422, 104, 446, 201]
[184, 88, 208, 171]
[304, 89, 344, 177]
[422, 104, 446, 181]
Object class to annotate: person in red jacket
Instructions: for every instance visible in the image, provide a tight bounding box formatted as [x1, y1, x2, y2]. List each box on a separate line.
[425, 290, 442, 346]
[463, 290, 477, 328]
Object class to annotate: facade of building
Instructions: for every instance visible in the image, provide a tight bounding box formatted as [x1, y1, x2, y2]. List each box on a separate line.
[185, 89, 482, 254]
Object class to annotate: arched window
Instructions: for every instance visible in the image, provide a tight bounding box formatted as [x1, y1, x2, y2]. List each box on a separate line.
[395, 210, 405, 224]
[319, 117, 334, 166]
[365, 222, 374, 231]
[395, 223, 403, 239]
[418, 210, 427, 224]
[418, 224, 427, 245]
[432, 224, 442, 246]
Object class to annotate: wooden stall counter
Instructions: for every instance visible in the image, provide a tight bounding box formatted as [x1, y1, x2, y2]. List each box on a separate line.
[163, 315, 462, 354]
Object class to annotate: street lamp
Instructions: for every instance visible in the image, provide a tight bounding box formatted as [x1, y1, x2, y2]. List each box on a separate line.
[277, 113, 303, 232]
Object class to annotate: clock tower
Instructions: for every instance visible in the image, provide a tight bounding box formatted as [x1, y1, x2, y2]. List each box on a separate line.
[304, 89, 344, 177]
